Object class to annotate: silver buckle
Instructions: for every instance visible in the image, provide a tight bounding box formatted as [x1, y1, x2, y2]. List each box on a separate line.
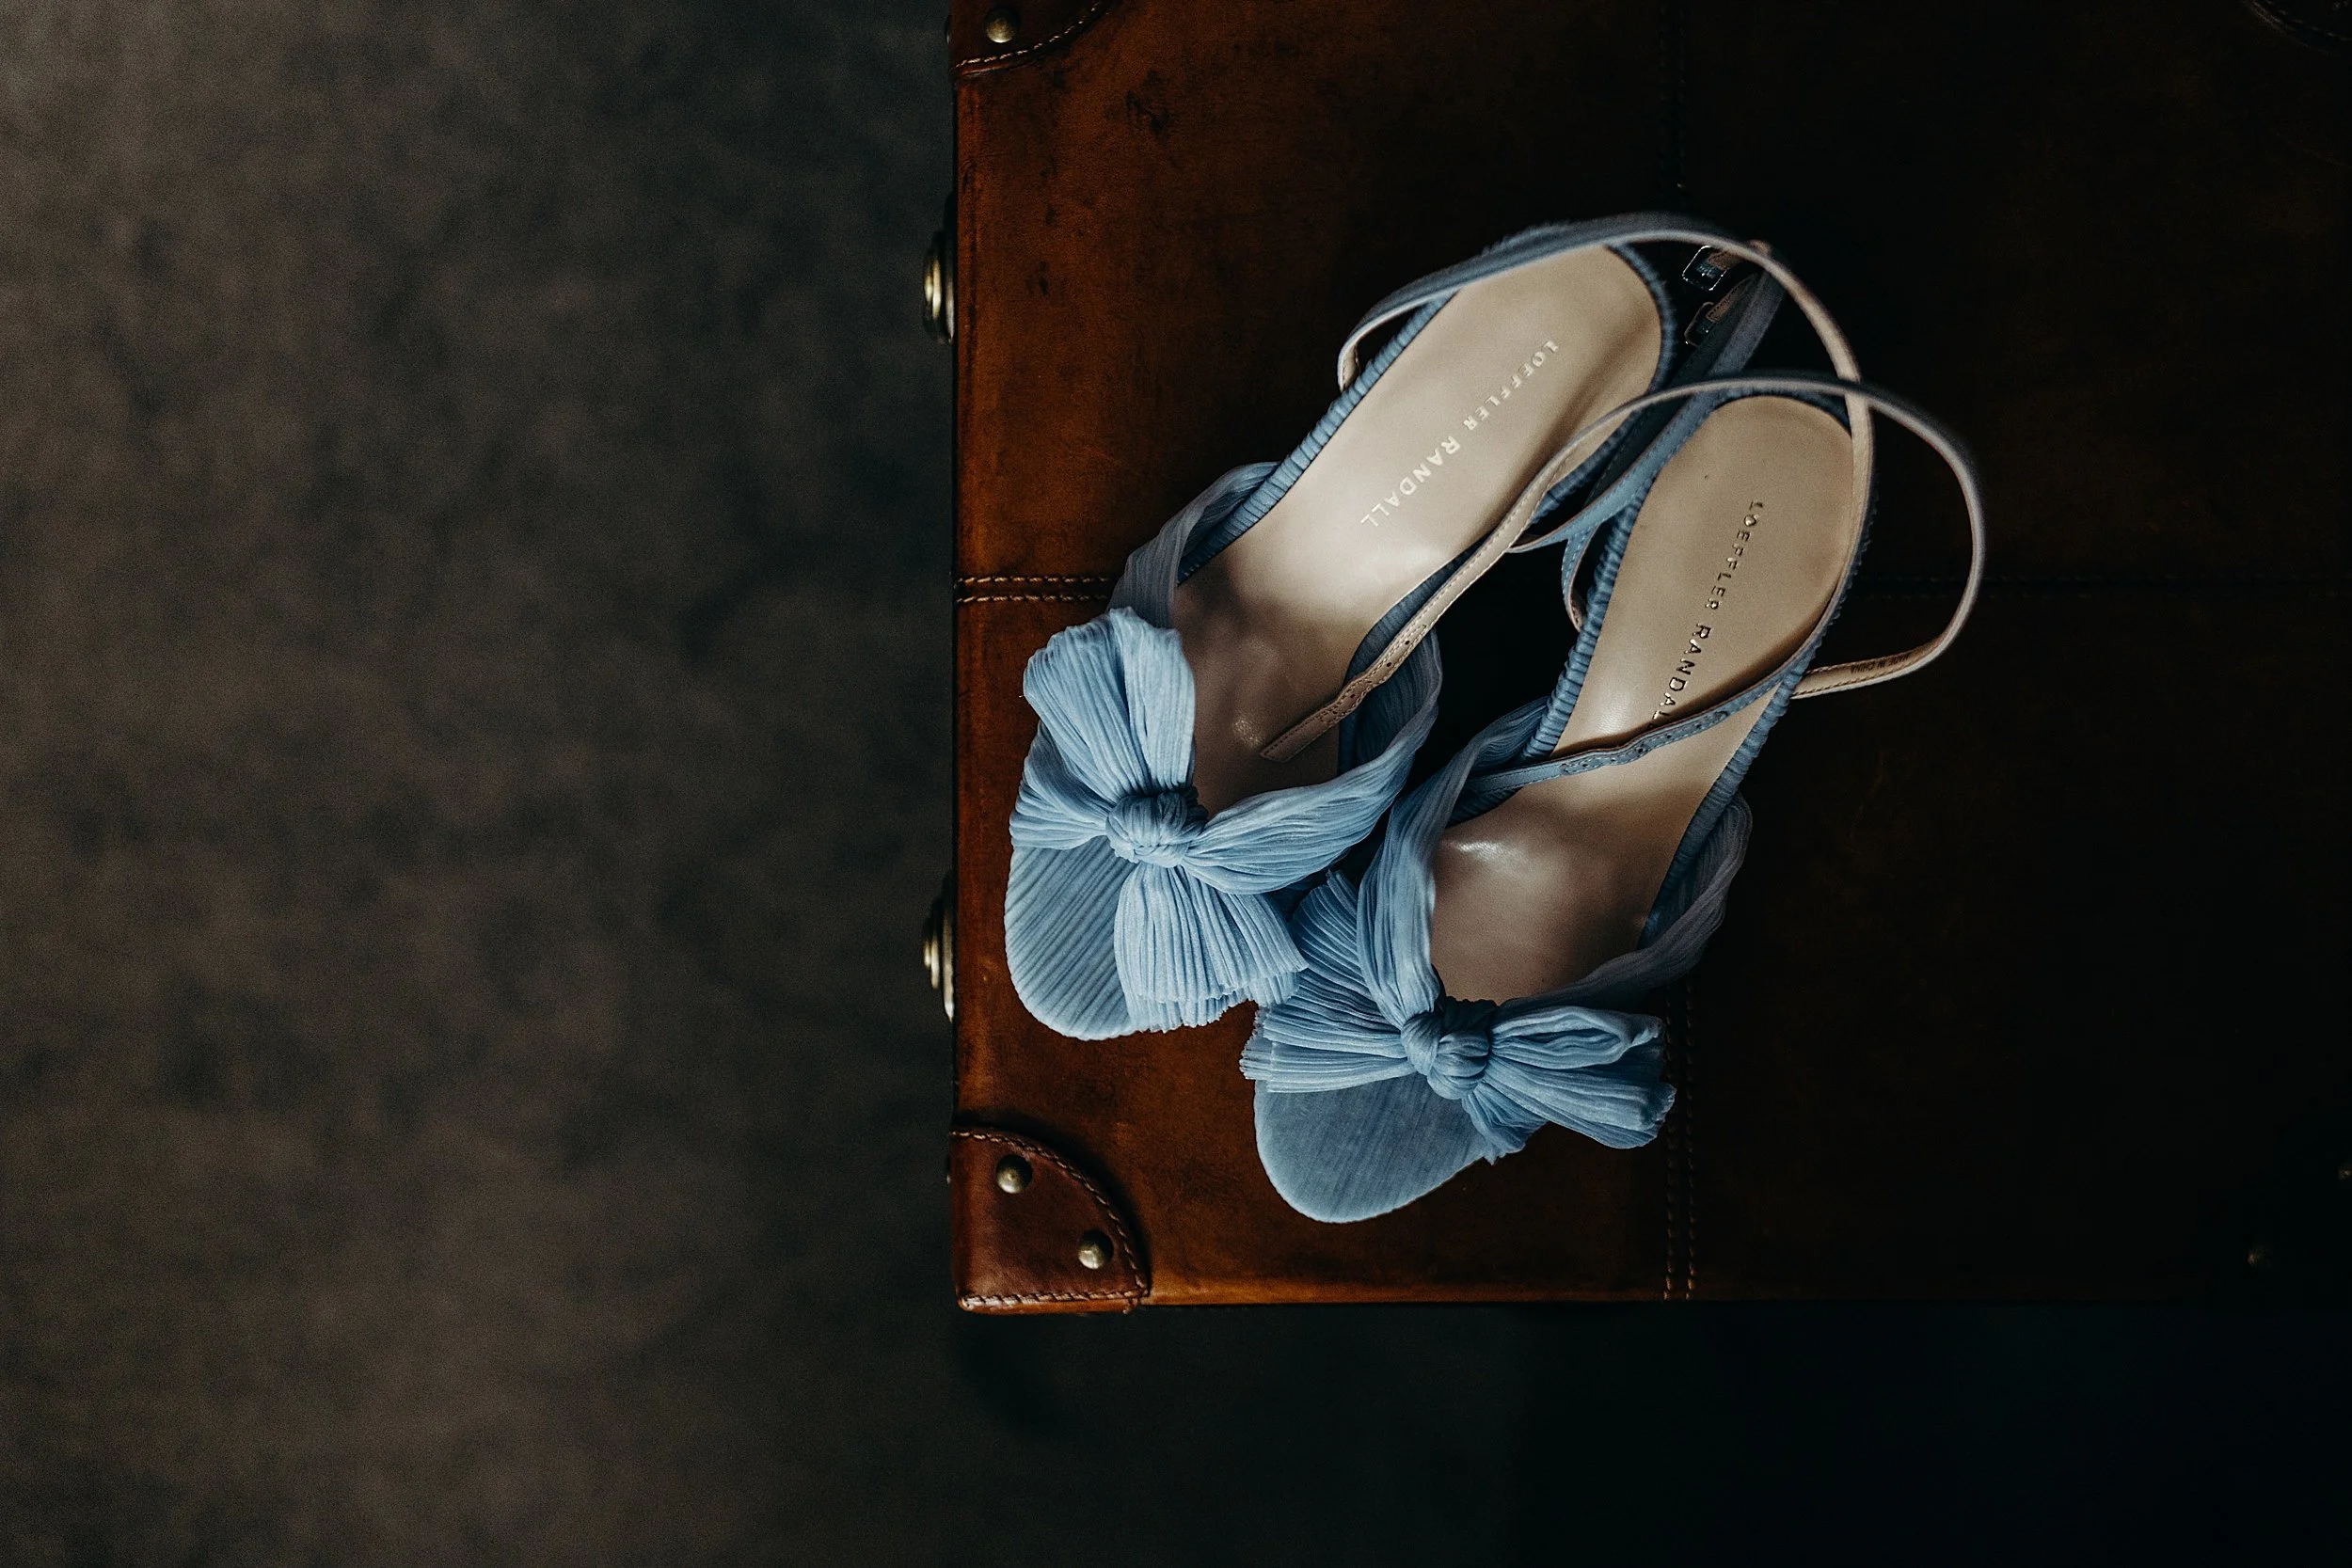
[1680, 245, 1742, 293]
[1682, 277, 1753, 346]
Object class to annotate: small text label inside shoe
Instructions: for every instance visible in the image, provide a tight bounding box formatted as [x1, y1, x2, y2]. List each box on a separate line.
[1355, 338, 1562, 530]
[1651, 499, 1766, 722]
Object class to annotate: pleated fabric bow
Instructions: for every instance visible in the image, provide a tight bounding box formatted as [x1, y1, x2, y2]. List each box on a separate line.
[1006, 606, 1436, 1038]
[1243, 867, 1673, 1160]
[1245, 697, 1756, 1209]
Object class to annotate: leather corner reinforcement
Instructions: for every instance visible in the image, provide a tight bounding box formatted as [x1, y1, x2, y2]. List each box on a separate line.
[951, 0, 1117, 75]
[950, 1126, 1149, 1312]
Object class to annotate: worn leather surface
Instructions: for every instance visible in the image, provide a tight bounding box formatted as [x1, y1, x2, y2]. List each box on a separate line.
[951, 0, 2351, 1306]
[950, 1127, 1149, 1311]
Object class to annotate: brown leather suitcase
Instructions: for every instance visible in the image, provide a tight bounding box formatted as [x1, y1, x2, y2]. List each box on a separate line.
[935, 0, 2351, 1309]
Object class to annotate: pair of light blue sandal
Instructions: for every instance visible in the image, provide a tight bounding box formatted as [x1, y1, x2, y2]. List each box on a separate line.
[1007, 214, 1985, 1222]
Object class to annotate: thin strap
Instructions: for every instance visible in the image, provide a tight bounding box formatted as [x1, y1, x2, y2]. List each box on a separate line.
[1333, 218, 1862, 388]
[1255, 415, 1624, 764]
[1510, 270, 1785, 562]
[1646, 372, 1984, 699]
[1260, 233, 1876, 764]
[1454, 372, 1985, 808]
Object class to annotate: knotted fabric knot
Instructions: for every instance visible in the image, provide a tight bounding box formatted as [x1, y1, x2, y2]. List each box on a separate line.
[1101, 788, 1205, 868]
[1006, 604, 1436, 1038]
[1399, 997, 1498, 1101]
[1241, 861, 1679, 1164]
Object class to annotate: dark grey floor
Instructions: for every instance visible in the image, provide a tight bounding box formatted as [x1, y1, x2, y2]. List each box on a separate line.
[0, 4, 2341, 1563]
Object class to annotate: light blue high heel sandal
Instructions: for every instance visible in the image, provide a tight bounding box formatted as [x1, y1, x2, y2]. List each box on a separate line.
[1242, 246, 1988, 1219]
[1007, 216, 1793, 1040]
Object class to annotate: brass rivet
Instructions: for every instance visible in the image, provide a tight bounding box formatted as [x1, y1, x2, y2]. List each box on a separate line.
[920, 871, 954, 1019]
[1076, 1230, 1111, 1270]
[2248, 1240, 2274, 1270]
[921, 232, 951, 344]
[982, 7, 1020, 44]
[993, 1154, 1031, 1194]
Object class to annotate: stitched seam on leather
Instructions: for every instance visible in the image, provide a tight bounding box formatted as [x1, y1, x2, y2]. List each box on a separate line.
[951, 1127, 1147, 1299]
[960, 592, 1113, 603]
[961, 575, 1119, 587]
[960, 1290, 1136, 1307]
[958, 575, 1117, 606]
[956, 0, 1117, 72]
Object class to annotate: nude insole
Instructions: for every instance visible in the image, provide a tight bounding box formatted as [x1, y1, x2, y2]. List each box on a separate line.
[1172, 247, 1661, 814]
[1429, 397, 1862, 1003]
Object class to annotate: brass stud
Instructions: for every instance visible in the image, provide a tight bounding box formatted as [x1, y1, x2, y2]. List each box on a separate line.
[1076, 1230, 1112, 1270]
[2248, 1240, 2274, 1270]
[982, 7, 1020, 44]
[921, 871, 955, 1019]
[921, 223, 958, 345]
[993, 1154, 1031, 1194]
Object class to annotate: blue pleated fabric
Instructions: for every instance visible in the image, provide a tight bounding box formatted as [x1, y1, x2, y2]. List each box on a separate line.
[1245, 698, 1753, 1224]
[1006, 469, 1440, 1039]
[1002, 218, 1791, 1042]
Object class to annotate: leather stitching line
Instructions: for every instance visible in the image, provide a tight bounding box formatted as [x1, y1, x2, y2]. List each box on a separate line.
[958, 575, 1116, 606]
[951, 1126, 1147, 1302]
[961, 1289, 1134, 1307]
[956, 0, 1117, 72]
